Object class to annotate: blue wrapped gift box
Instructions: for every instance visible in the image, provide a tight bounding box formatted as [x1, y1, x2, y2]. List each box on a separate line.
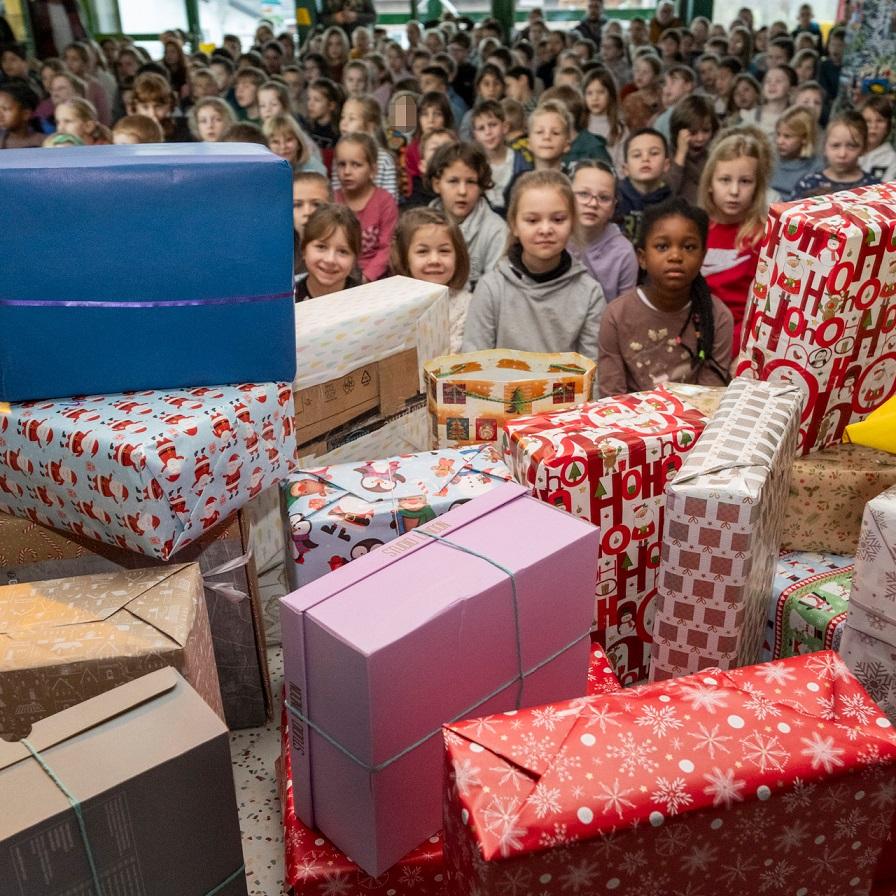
[0, 144, 296, 401]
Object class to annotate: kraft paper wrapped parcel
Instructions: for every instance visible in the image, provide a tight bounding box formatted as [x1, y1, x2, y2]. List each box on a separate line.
[280, 482, 600, 877]
[737, 183, 896, 454]
[0, 145, 295, 402]
[650, 379, 803, 680]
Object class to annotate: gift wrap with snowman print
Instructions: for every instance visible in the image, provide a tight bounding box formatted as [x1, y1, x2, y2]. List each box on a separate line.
[283, 445, 512, 588]
[423, 351, 596, 448]
[736, 183, 896, 454]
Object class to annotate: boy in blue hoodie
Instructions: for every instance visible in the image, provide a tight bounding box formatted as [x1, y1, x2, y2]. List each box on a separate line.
[471, 99, 533, 218]
[616, 128, 673, 242]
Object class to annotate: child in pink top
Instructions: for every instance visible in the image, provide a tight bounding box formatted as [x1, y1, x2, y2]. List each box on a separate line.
[334, 133, 399, 282]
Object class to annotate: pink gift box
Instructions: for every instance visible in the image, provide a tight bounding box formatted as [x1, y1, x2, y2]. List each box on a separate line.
[280, 482, 600, 877]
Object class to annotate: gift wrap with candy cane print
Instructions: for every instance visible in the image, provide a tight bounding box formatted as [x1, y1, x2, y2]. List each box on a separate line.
[650, 379, 803, 681]
[736, 183, 896, 454]
[283, 444, 512, 588]
[0, 383, 296, 560]
[443, 651, 896, 896]
[424, 350, 596, 447]
[501, 388, 706, 685]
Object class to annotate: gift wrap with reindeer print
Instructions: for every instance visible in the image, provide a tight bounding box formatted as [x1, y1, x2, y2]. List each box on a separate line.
[424, 351, 596, 448]
[736, 183, 896, 454]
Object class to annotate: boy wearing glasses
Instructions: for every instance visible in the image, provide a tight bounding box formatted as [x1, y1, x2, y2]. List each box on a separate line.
[570, 161, 638, 302]
[616, 127, 672, 242]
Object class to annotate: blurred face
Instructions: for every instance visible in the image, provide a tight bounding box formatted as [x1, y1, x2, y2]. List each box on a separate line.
[763, 68, 791, 103]
[714, 67, 734, 97]
[548, 33, 565, 57]
[387, 45, 405, 73]
[283, 69, 303, 97]
[625, 133, 669, 185]
[164, 43, 180, 66]
[431, 159, 481, 221]
[587, 0, 602, 20]
[633, 58, 655, 89]
[862, 106, 888, 150]
[600, 37, 620, 62]
[697, 60, 717, 90]
[419, 103, 445, 134]
[2, 51, 28, 79]
[51, 75, 76, 106]
[512, 186, 573, 271]
[344, 66, 367, 97]
[136, 98, 172, 122]
[629, 20, 647, 43]
[529, 112, 570, 164]
[733, 79, 759, 110]
[766, 44, 789, 69]
[660, 36, 678, 58]
[113, 130, 139, 144]
[335, 142, 374, 193]
[0, 93, 26, 130]
[796, 57, 816, 82]
[325, 33, 345, 63]
[662, 74, 691, 108]
[472, 113, 507, 153]
[795, 88, 823, 121]
[263, 47, 283, 73]
[64, 48, 86, 76]
[407, 224, 457, 286]
[573, 167, 616, 232]
[224, 36, 241, 58]
[258, 88, 285, 121]
[585, 79, 609, 115]
[293, 179, 330, 233]
[339, 100, 366, 134]
[192, 76, 219, 99]
[270, 130, 300, 163]
[55, 103, 88, 138]
[419, 73, 442, 94]
[637, 214, 704, 295]
[41, 65, 58, 93]
[825, 123, 863, 176]
[421, 133, 455, 169]
[776, 123, 803, 159]
[530, 22, 547, 44]
[687, 122, 714, 154]
[304, 59, 322, 81]
[306, 88, 330, 121]
[505, 75, 527, 102]
[710, 156, 757, 224]
[209, 62, 232, 90]
[234, 79, 258, 109]
[828, 35, 844, 64]
[197, 105, 227, 141]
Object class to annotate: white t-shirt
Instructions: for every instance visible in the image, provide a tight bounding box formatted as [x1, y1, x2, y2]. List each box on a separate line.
[861, 142, 896, 183]
[486, 149, 514, 210]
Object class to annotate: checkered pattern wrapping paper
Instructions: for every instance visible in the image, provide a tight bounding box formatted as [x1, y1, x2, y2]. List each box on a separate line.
[650, 379, 803, 681]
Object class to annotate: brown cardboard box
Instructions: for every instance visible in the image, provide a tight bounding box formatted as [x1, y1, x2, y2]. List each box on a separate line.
[0, 564, 222, 739]
[0, 668, 248, 896]
[294, 348, 420, 446]
[0, 511, 271, 729]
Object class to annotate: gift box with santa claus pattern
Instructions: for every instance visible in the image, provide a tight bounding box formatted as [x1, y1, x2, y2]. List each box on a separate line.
[443, 650, 896, 896]
[736, 183, 896, 454]
[0, 383, 296, 561]
[500, 388, 706, 685]
[283, 444, 512, 589]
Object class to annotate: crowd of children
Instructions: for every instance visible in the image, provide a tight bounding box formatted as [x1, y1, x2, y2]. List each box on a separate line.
[2, 5, 894, 389]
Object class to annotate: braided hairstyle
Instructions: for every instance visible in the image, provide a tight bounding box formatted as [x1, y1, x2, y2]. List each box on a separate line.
[635, 197, 730, 384]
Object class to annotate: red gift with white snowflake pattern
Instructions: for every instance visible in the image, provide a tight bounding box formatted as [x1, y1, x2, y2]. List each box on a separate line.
[281, 640, 621, 893]
[443, 651, 896, 896]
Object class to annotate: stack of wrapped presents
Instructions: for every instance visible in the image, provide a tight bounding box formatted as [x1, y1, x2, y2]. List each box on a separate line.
[4, 154, 896, 896]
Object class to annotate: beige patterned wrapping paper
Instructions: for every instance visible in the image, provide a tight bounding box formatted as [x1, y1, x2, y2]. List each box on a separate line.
[781, 442, 896, 555]
[650, 379, 804, 680]
[0, 564, 223, 738]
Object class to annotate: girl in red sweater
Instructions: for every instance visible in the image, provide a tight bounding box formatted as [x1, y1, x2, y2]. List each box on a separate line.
[698, 127, 769, 357]
[334, 133, 398, 282]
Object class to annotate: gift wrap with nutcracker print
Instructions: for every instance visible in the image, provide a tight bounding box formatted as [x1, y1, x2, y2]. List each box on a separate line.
[736, 183, 896, 454]
[281, 483, 601, 876]
[841, 485, 896, 722]
[760, 551, 854, 663]
[0, 382, 296, 560]
[283, 444, 512, 588]
[781, 441, 896, 555]
[501, 388, 706, 685]
[424, 350, 596, 448]
[0, 565, 223, 738]
[650, 380, 803, 681]
[279, 639, 621, 895]
[443, 651, 896, 896]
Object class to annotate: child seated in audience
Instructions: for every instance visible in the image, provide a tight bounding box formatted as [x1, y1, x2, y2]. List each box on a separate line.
[264, 114, 326, 174]
[528, 100, 573, 172]
[598, 198, 732, 397]
[617, 128, 673, 242]
[505, 65, 537, 115]
[793, 110, 881, 198]
[55, 98, 112, 145]
[133, 72, 192, 142]
[653, 65, 696, 139]
[772, 106, 817, 199]
[336, 96, 398, 198]
[220, 122, 268, 144]
[188, 96, 236, 142]
[233, 66, 266, 124]
[404, 127, 459, 209]
[342, 60, 370, 99]
[295, 204, 362, 300]
[668, 94, 719, 203]
[334, 132, 398, 282]
[793, 80, 824, 123]
[859, 96, 896, 183]
[471, 99, 532, 217]
[0, 81, 44, 148]
[458, 62, 505, 139]
[302, 77, 342, 166]
[293, 170, 332, 271]
[570, 161, 639, 303]
[501, 98, 532, 162]
[113, 113, 164, 144]
[463, 170, 605, 366]
[391, 206, 472, 351]
[257, 80, 294, 123]
[583, 68, 627, 170]
[405, 91, 454, 182]
[542, 85, 612, 167]
[428, 141, 508, 289]
[757, 65, 796, 137]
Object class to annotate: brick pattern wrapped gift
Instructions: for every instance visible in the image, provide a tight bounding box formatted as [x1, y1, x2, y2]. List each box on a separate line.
[280, 639, 621, 895]
[283, 444, 511, 588]
[0, 382, 296, 560]
[760, 551, 854, 662]
[781, 442, 896, 555]
[736, 183, 896, 454]
[0, 565, 222, 738]
[841, 485, 896, 722]
[281, 483, 600, 876]
[501, 388, 706, 685]
[0, 511, 272, 730]
[443, 651, 896, 896]
[425, 350, 596, 448]
[650, 380, 803, 680]
[0, 145, 295, 402]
